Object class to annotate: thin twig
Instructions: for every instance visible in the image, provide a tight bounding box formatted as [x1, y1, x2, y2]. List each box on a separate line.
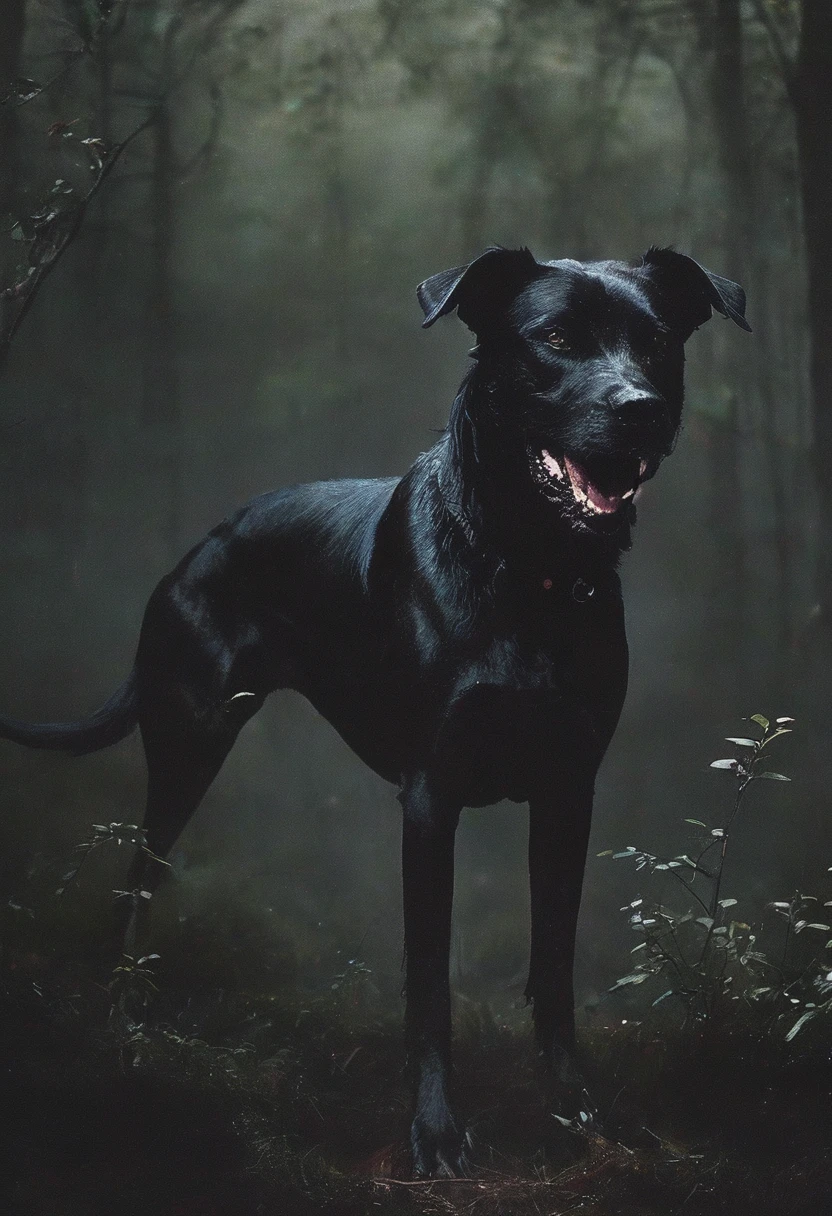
[0, 113, 157, 359]
[374, 1177, 483, 1186]
[176, 81, 222, 181]
[2, 1, 133, 110]
[665, 866, 713, 916]
[6, 46, 89, 108]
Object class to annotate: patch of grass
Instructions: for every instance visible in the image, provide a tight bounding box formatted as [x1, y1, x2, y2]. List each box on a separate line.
[1, 948, 831, 1215]
[2, 713, 831, 1213]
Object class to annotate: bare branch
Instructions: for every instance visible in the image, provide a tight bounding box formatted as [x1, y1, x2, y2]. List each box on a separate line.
[749, 0, 798, 103]
[1, 2, 132, 110]
[176, 81, 223, 182]
[0, 113, 156, 365]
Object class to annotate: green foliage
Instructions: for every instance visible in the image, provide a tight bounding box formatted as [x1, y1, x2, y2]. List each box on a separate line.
[601, 714, 832, 1041]
[107, 951, 160, 1025]
[56, 821, 169, 898]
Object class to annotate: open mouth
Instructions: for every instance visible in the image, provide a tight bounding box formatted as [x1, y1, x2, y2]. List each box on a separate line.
[528, 446, 648, 518]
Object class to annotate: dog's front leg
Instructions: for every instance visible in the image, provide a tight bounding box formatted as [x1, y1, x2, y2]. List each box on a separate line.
[526, 783, 597, 1123]
[400, 773, 466, 1176]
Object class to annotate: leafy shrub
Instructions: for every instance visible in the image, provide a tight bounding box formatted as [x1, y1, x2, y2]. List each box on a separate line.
[600, 715, 832, 1041]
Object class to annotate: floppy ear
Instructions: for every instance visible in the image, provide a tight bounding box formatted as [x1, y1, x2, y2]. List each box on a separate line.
[640, 246, 752, 337]
[417, 246, 541, 333]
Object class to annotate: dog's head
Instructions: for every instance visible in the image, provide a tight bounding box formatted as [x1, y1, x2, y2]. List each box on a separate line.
[418, 246, 750, 540]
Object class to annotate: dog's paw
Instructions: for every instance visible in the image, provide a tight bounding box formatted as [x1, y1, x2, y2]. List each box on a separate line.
[410, 1114, 472, 1178]
[543, 1045, 601, 1132]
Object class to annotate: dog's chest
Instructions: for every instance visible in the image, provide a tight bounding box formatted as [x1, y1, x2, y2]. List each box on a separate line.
[431, 590, 626, 805]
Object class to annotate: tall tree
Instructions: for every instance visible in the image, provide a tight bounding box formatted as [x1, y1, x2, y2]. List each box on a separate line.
[708, 0, 760, 682]
[0, 1, 27, 353]
[140, 86, 182, 559]
[0, 2, 26, 217]
[794, 1, 832, 616]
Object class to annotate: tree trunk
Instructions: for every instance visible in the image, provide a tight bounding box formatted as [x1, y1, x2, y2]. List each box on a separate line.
[141, 99, 183, 560]
[795, 0, 832, 614]
[0, 1, 26, 216]
[790, 0, 832, 894]
[0, 2, 27, 351]
[685, 0, 755, 693]
[711, 0, 753, 255]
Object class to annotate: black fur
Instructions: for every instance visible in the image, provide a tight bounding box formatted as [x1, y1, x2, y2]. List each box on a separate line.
[0, 246, 749, 1176]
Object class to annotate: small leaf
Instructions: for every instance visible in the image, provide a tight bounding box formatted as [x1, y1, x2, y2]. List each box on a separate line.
[775, 717, 795, 724]
[725, 737, 757, 748]
[597, 849, 613, 857]
[684, 819, 706, 827]
[710, 759, 738, 770]
[651, 989, 675, 1007]
[711, 828, 725, 837]
[10, 77, 41, 102]
[718, 898, 738, 908]
[755, 772, 791, 782]
[609, 972, 650, 991]
[805, 923, 831, 932]
[786, 1010, 816, 1041]
[696, 916, 715, 929]
[749, 714, 770, 729]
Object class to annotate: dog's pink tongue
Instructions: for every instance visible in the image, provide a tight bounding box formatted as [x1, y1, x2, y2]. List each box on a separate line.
[563, 456, 622, 514]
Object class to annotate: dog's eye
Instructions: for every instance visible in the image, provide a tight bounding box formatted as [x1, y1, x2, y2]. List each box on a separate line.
[547, 330, 570, 351]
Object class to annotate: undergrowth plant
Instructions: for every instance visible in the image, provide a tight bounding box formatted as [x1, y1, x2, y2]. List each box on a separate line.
[108, 952, 161, 1025]
[600, 715, 832, 1041]
[55, 821, 169, 898]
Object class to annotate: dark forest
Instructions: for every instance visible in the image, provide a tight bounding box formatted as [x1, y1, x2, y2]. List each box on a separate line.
[0, 2, 831, 1212]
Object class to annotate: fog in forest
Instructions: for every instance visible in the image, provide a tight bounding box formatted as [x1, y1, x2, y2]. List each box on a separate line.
[0, 0, 826, 1018]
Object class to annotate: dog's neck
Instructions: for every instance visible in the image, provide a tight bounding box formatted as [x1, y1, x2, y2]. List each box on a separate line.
[435, 360, 632, 585]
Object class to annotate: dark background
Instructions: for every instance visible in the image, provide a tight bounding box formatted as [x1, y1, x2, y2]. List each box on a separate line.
[0, 0, 828, 1015]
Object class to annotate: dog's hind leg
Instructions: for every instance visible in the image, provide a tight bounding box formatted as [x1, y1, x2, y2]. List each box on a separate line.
[116, 688, 264, 958]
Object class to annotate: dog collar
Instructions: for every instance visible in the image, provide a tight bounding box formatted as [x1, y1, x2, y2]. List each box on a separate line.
[542, 576, 595, 601]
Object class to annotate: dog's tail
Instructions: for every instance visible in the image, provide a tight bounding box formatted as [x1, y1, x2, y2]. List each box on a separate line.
[0, 670, 139, 756]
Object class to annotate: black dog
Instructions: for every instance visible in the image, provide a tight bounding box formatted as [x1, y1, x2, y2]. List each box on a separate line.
[0, 245, 749, 1175]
